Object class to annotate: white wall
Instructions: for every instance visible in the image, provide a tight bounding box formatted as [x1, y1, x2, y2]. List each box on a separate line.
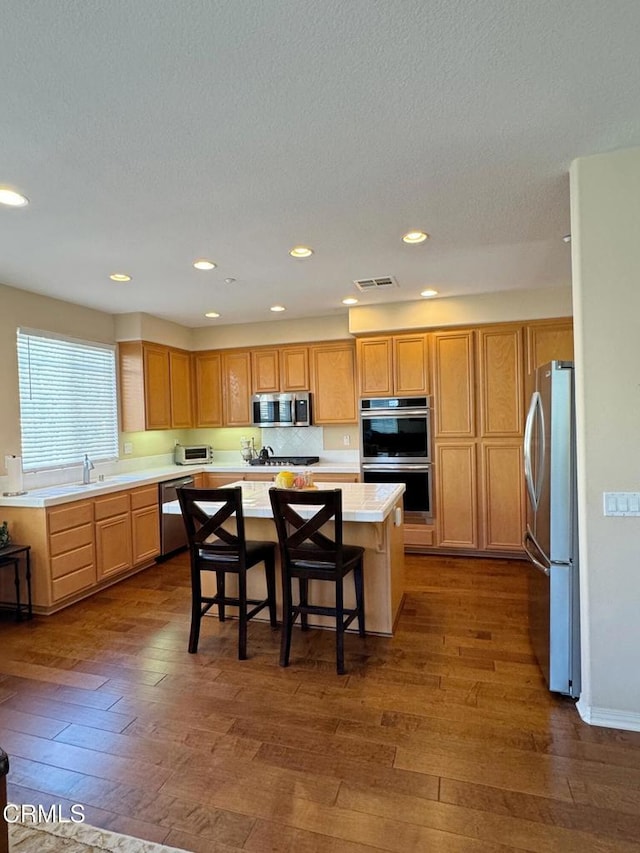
[349, 287, 573, 334]
[191, 314, 351, 350]
[571, 146, 640, 729]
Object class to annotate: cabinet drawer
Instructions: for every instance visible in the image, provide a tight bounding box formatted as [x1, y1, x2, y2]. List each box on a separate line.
[95, 493, 130, 520]
[48, 502, 93, 534]
[404, 524, 434, 548]
[130, 485, 158, 510]
[49, 522, 94, 557]
[52, 562, 96, 601]
[51, 543, 95, 580]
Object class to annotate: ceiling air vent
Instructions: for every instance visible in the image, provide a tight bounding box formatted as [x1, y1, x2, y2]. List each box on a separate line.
[353, 275, 399, 292]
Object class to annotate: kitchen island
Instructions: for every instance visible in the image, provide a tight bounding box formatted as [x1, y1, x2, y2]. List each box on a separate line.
[167, 480, 406, 636]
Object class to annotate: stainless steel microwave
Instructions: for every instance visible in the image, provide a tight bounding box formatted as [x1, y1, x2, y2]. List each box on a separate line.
[252, 392, 312, 427]
[174, 444, 213, 465]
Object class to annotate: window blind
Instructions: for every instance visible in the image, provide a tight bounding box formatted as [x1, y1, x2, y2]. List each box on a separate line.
[17, 328, 119, 472]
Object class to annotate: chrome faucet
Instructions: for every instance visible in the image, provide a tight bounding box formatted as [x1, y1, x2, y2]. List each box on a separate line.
[82, 454, 94, 484]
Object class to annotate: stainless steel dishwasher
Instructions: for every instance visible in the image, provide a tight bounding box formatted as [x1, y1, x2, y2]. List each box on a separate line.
[158, 474, 194, 558]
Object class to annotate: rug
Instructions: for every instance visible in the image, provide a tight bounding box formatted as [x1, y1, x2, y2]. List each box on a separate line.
[8, 815, 189, 853]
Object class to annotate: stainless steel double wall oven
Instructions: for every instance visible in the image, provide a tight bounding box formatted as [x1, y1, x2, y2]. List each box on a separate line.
[360, 396, 432, 521]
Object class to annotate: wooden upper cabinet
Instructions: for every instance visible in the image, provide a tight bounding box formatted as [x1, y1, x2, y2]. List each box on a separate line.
[194, 351, 223, 427]
[252, 349, 280, 393]
[357, 334, 429, 397]
[143, 344, 172, 430]
[357, 337, 393, 396]
[119, 341, 192, 431]
[432, 331, 476, 438]
[119, 341, 170, 431]
[281, 346, 309, 391]
[252, 346, 310, 393]
[311, 342, 357, 424]
[169, 349, 193, 428]
[223, 350, 252, 425]
[394, 334, 429, 395]
[477, 326, 523, 437]
[526, 319, 574, 374]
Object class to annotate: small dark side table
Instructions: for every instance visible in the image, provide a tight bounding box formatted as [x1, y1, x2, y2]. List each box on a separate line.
[0, 544, 32, 621]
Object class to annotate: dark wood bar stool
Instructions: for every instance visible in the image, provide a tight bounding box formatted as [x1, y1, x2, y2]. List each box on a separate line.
[177, 486, 277, 660]
[269, 488, 365, 675]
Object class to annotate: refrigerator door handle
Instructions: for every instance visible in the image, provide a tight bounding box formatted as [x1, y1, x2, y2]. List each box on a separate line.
[524, 392, 538, 509]
[523, 525, 551, 576]
[523, 391, 545, 510]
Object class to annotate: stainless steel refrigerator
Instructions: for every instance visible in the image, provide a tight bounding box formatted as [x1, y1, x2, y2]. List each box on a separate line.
[523, 360, 580, 698]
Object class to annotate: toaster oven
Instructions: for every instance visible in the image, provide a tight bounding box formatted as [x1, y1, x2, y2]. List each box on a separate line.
[174, 444, 212, 465]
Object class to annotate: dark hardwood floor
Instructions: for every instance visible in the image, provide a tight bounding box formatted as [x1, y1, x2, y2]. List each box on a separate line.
[1, 552, 640, 852]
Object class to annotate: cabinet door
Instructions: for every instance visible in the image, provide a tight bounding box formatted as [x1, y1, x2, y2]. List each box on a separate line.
[194, 352, 223, 427]
[477, 326, 523, 437]
[204, 473, 245, 487]
[143, 345, 171, 429]
[131, 505, 160, 565]
[435, 442, 478, 549]
[394, 334, 429, 395]
[526, 320, 574, 374]
[222, 351, 252, 426]
[357, 337, 393, 396]
[281, 347, 309, 391]
[252, 349, 280, 393]
[432, 331, 475, 437]
[169, 349, 193, 428]
[479, 440, 525, 552]
[96, 514, 132, 579]
[311, 343, 357, 424]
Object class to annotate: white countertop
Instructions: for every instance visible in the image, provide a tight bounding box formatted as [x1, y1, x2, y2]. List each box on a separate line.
[164, 480, 405, 523]
[0, 462, 361, 508]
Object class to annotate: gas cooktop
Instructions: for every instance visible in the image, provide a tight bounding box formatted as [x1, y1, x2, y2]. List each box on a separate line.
[249, 455, 319, 466]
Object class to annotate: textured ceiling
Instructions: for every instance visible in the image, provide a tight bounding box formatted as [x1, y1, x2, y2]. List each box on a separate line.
[1, 0, 640, 327]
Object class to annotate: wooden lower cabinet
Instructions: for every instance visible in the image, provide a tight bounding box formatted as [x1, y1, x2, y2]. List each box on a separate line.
[47, 501, 96, 603]
[435, 442, 478, 550]
[96, 513, 132, 580]
[2, 485, 162, 613]
[95, 492, 133, 580]
[479, 441, 525, 552]
[130, 485, 160, 565]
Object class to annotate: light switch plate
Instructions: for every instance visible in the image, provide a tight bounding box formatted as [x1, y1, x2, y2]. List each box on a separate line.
[603, 492, 640, 516]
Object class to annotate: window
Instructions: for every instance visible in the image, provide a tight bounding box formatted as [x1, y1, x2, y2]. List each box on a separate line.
[17, 328, 119, 472]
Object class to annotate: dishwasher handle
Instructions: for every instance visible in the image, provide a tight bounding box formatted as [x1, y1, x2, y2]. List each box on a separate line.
[160, 477, 194, 500]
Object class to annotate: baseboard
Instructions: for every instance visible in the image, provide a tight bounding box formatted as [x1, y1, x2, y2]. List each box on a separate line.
[577, 699, 640, 732]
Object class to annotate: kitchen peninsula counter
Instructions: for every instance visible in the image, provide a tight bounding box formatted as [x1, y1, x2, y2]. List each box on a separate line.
[166, 480, 406, 635]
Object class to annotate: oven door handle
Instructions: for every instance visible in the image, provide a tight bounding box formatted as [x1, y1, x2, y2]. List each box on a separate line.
[362, 464, 431, 471]
[361, 409, 429, 418]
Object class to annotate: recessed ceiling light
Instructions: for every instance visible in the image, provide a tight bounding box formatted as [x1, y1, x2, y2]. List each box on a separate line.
[402, 230, 429, 244]
[0, 188, 29, 207]
[224, 277, 236, 285]
[204, 311, 220, 318]
[109, 273, 131, 282]
[420, 289, 438, 298]
[289, 246, 314, 258]
[342, 297, 359, 305]
[562, 234, 572, 243]
[193, 259, 216, 270]
[270, 305, 286, 312]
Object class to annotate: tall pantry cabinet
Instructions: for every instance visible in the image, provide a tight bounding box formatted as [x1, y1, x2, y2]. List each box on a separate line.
[432, 325, 525, 553]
